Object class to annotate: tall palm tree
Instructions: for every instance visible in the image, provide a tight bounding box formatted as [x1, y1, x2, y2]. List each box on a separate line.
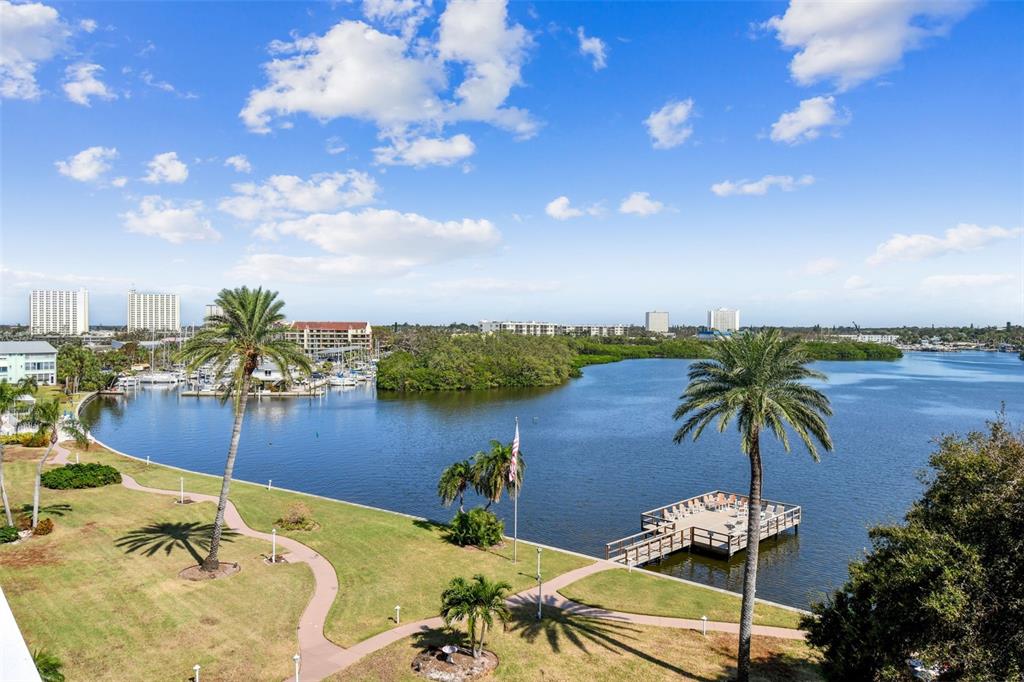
[673, 329, 833, 682]
[437, 459, 476, 512]
[0, 378, 36, 526]
[472, 440, 524, 509]
[175, 286, 310, 572]
[18, 398, 62, 530]
[440, 574, 512, 658]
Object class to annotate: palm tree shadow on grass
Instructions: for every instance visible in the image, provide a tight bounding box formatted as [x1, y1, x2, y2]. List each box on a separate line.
[116, 522, 239, 565]
[706, 635, 822, 682]
[507, 606, 705, 679]
[17, 502, 72, 517]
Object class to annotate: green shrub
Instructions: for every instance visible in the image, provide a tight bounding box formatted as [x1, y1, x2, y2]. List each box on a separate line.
[34, 518, 54, 536]
[0, 525, 18, 544]
[0, 432, 50, 447]
[40, 463, 121, 489]
[445, 507, 504, 548]
[33, 649, 65, 682]
[275, 501, 316, 530]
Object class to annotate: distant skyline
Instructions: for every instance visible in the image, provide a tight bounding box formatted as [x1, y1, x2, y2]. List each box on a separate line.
[1, 1, 1022, 326]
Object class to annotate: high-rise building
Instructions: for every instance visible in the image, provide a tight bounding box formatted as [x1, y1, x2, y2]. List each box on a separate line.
[203, 304, 224, 322]
[707, 308, 740, 332]
[29, 288, 89, 335]
[479, 320, 627, 337]
[645, 311, 669, 334]
[127, 290, 180, 333]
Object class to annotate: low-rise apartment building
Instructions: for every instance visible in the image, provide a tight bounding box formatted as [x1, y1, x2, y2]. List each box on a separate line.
[480, 320, 627, 337]
[0, 341, 58, 385]
[283, 321, 373, 357]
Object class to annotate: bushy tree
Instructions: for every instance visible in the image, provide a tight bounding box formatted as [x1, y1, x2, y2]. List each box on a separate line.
[804, 417, 1024, 680]
[440, 574, 512, 658]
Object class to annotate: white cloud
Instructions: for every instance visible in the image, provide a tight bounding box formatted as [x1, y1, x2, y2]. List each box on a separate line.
[229, 254, 414, 283]
[325, 136, 347, 155]
[619, 191, 664, 216]
[843, 275, 869, 290]
[577, 27, 607, 70]
[711, 174, 814, 197]
[920, 273, 1015, 292]
[111, 176, 127, 187]
[218, 171, 379, 221]
[0, 0, 68, 100]
[140, 70, 197, 99]
[0, 265, 125, 291]
[800, 257, 841, 276]
[266, 208, 499, 258]
[374, 133, 475, 167]
[224, 154, 252, 173]
[55, 145, 117, 182]
[867, 223, 1023, 265]
[143, 152, 189, 184]
[545, 196, 601, 221]
[645, 98, 695, 149]
[121, 196, 220, 244]
[362, 0, 432, 38]
[765, 0, 976, 91]
[376, 277, 561, 298]
[770, 96, 848, 144]
[241, 1, 536, 141]
[62, 62, 115, 106]
[79, 18, 97, 33]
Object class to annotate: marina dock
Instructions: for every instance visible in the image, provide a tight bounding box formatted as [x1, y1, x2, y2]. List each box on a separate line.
[605, 491, 801, 565]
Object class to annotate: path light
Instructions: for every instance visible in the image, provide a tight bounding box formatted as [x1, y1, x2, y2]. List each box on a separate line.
[395, 605, 401, 624]
[75, 452, 79, 464]
[193, 664, 200, 682]
[179, 477, 184, 504]
[701, 615, 707, 636]
[146, 455, 150, 466]
[268, 479, 272, 491]
[293, 653, 300, 682]
[272, 528, 277, 563]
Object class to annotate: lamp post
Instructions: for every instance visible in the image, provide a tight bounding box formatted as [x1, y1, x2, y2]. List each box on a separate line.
[394, 605, 401, 624]
[193, 664, 200, 682]
[272, 528, 277, 563]
[293, 653, 300, 681]
[701, 615, 708, 636]
[536, 547, 543, 621]
[179, 477, 184, 504]
[268, 479, 272, 490]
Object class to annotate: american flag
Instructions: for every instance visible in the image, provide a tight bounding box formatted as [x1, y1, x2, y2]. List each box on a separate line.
[509, 418, 520, 483]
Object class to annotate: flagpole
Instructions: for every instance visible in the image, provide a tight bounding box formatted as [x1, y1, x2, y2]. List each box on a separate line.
[513, 416, 519, 564]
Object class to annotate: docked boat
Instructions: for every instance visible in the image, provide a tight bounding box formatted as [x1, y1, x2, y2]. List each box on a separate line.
[138, 372, 180, 384]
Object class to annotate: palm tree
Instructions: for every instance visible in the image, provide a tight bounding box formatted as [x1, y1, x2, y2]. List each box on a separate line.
[673, 329, 833, 682]
[18, 398, 62, 530]
[440, 574, 512, 658]
[0, 378, 36, 526]
[438, 459, 476, 512]
[472, 440, 524, 509]
[63, 412, 95, 451]
[175, 286, 310, 572]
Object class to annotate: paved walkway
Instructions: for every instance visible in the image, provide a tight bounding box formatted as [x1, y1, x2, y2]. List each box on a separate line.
[118, 475, 806, 682]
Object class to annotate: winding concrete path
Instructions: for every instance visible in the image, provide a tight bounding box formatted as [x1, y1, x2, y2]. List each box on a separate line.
[118, 475, 806, 682]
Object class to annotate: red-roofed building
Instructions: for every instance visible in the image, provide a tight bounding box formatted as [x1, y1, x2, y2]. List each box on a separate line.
[283, 321, 372, 356]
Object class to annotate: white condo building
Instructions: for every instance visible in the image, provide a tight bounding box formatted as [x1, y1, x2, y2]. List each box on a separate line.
[707, 308, 740, 332]
[127, 290, 180, 333]
[480, 320, 627, 337]
[203, 304, 224, 321]
[645, 311, 669, 334]
[29, 288, 89, 335]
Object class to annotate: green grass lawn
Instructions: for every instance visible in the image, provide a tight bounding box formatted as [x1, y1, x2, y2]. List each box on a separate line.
[76, 444, 593, 646]
[0, 449, 312, 681]
[558, 567, 804, 629]
[336, 605, 820, 681]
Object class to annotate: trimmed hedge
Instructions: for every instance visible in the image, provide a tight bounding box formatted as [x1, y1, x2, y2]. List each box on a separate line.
[0, 432, 50, 447]
[41, 463, 121, 490]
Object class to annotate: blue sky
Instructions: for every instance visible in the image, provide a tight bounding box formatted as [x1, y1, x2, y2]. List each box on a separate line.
[1, 0, 1021, 326]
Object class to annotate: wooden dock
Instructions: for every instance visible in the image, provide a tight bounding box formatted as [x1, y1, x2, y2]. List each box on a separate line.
[605, 491, 801, 565]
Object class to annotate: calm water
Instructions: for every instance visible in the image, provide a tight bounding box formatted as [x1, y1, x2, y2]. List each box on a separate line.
[84, 351, 1023, 607]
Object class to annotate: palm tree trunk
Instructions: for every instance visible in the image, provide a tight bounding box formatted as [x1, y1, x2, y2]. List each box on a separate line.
[32, 441, 56, 529]
[478, 622, 486, 658]
[202, 376, 250, 571]
[737, 432, 763, 682]
[0, 445, 13, 527]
